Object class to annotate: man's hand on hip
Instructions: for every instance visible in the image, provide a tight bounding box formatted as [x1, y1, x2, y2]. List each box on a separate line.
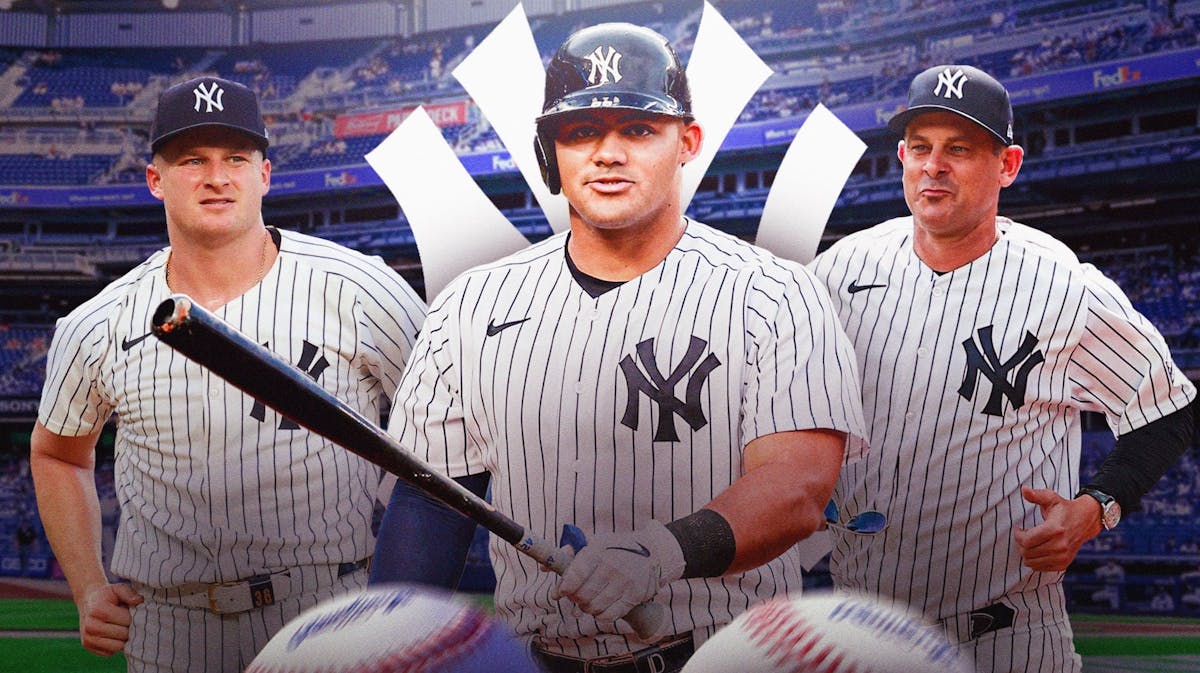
[78, 582, 143, 656]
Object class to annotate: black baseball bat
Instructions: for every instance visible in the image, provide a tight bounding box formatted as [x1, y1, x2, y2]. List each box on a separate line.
[150, 294, 667, 640]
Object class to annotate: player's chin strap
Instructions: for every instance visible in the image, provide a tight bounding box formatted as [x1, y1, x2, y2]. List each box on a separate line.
[533, 126, 561, 195]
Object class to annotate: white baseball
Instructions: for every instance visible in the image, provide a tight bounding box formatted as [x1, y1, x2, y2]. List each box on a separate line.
[682, 593, 970, 673]
[245, 584, 538, 673]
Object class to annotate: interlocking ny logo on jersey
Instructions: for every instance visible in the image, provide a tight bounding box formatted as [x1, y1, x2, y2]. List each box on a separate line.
[193, 81, 224, 113]
[957, 326, 1044, 416]
[620, 336, 721, 442]
[585, 45, 623, 86]
[250, 340, 330, 429]
[933, 67, 968, 99]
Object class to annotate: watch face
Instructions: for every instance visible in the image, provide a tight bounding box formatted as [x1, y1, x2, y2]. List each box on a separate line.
[1102, 501, 1121, 530]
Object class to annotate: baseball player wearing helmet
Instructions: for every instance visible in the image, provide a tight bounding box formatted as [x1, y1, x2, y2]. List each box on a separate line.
[810, 64, 1196, 673]
[31, 76, 426, 672]
[371, 23, 867, 672]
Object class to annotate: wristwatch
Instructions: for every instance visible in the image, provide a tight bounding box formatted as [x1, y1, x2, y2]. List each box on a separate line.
[1077, 487, 1121, 530]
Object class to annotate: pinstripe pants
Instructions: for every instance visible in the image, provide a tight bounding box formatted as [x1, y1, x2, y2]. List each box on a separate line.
[947, 585, 1083, 673]
[964, 618, 1083, 673]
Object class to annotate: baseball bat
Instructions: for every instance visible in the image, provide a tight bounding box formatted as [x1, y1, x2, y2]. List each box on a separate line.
[150, 294, 667, 641]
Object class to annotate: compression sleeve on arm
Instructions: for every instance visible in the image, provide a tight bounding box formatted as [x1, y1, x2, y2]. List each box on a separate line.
[1086, 399, 1195, 514]
[368, 472, 491, 589]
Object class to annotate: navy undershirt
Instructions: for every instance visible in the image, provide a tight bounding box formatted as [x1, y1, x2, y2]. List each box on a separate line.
[564, 235, 624, 298]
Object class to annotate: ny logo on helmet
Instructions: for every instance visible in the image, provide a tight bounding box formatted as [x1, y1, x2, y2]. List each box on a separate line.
[585, 45, 623, 86]
[193, 81, 225, 113]
[933, 68, 968, 99]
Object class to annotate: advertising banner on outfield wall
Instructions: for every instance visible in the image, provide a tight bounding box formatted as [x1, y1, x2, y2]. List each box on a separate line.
[0, 397, 39, 420]
[333, 101, 469, 138]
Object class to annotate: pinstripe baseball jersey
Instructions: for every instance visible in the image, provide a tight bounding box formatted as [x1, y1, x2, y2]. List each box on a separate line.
[38, 228, 426, 587]
[389, 219, 867, 659]
[811, 216, 1195, 631]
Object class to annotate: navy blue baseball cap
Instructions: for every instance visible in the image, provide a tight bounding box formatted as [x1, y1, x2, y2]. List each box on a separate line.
[888, 65, 1013, 146]
[150, 76, 270, 154]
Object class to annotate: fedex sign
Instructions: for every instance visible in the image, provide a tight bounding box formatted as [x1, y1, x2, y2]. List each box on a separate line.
[1093, 65, 1141, 89]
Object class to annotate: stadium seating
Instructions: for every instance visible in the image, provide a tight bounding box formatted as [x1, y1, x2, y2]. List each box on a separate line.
[0, 325, 49, 398]
[1, 0, 1194, 180]
[12, 47, 206, 109]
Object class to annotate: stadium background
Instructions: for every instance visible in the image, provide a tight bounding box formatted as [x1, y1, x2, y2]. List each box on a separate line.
[0, 0, 1196, 669]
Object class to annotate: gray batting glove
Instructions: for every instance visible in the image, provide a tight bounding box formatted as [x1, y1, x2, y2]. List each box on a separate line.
[553, 520, 686, 624]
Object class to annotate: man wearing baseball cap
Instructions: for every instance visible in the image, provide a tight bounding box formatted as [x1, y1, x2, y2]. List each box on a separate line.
[149, 74, 270, 154]
[811, 65, 1195, 672]
[31, 76, 426, 671]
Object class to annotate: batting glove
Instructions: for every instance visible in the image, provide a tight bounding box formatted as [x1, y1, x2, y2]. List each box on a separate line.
[553, 520, 686, 624]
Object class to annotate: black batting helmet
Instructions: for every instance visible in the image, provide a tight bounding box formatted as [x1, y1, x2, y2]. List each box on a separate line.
[534, 22, 692, 194]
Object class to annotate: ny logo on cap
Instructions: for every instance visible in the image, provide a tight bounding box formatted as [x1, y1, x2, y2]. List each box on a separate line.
[933, 67, 968, 99]
[193, 81, 225, 113]
[585, 45, 623, 86]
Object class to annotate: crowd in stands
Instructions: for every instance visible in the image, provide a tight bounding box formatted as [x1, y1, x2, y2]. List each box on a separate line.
[0, 0, 1195, 184]
[1085, 245, 1200, 352]
[0, 325, 48, 399]
[0, 455, 41, 567]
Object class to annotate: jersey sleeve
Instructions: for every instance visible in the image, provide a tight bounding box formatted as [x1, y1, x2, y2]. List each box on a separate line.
[385, 288, 482, 477]
[1068, 264, 1196, 435]
[742, 262, 868, 461]
[354, 253, 427, 401]
[37, 312, 113, 438]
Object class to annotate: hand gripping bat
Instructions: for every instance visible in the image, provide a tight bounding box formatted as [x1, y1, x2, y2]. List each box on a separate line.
[150, 294, 668, 641]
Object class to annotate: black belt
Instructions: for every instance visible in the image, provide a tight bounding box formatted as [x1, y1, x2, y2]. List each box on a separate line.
[535, 636, 694, 673]
[336, 556, 372, 578]
[967, 602, 1016, 639]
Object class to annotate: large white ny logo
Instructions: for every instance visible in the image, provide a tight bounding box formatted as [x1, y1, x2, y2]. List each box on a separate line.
[192, 82, 224, 113]
[367, 2, 865, 298]
[585, 45, 623, 86]
[933, 68, 968, 99]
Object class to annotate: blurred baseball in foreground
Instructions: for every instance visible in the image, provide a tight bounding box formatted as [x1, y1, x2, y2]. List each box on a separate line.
[682, 593, 970, 673]
[245, 584, 540, 673]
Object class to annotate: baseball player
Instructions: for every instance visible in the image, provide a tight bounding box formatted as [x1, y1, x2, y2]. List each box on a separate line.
[30, 76, 426, 672]
[810, 64, 1196, 673]
[370, 23, 867, 672]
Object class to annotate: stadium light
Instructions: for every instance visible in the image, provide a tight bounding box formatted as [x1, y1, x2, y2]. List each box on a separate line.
[162, 0, 179, 8]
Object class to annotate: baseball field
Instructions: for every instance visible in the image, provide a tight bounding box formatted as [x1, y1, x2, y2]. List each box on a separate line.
[3, 581, 1197, 672]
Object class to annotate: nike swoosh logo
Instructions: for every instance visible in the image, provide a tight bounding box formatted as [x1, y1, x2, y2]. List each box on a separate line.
[605, 543, 651, 557]
[847, 281, 887, 294]
[121, 332, 153, 351]
[486, 317, 530, 337]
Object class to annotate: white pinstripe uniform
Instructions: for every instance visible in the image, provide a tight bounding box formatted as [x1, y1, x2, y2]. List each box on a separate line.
[389, 219, 867, 660]
[38, 228, 425, 672]
[811, 216, 1196, 673]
